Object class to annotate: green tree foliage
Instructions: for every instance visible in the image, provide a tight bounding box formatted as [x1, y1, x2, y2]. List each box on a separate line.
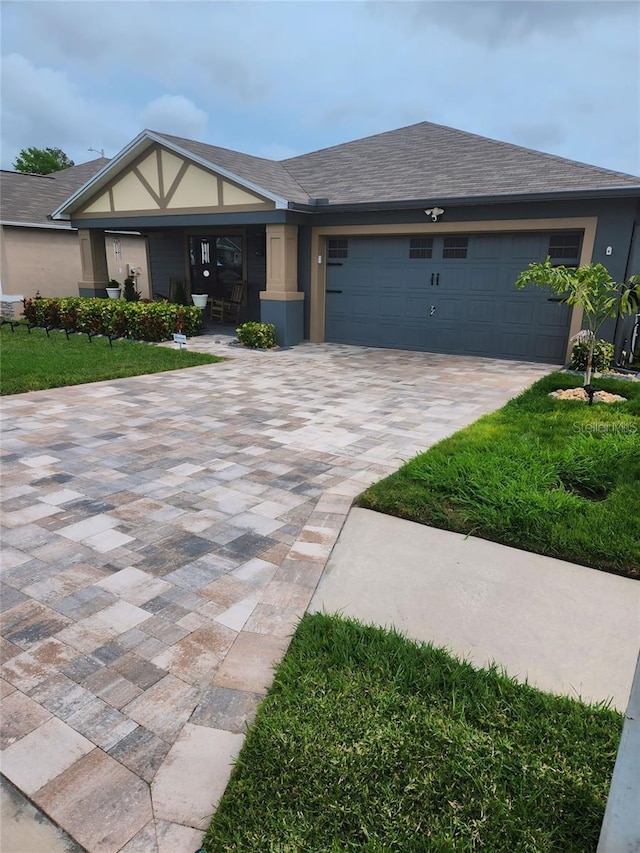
[515, 259, 638, 385]
[13, 147, 75, 175]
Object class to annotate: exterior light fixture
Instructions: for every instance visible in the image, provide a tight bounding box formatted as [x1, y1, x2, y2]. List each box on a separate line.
[425, 207, 445, 222]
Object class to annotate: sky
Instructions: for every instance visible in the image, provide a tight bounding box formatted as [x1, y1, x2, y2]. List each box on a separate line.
[1, 0, 639, 176]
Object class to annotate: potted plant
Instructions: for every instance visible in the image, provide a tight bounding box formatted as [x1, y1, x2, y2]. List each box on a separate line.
[106, 279, 121, 299]
[191, 293, 208, 309]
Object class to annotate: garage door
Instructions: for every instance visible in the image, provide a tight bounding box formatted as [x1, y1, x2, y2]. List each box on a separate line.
[325, 232, 577, 362]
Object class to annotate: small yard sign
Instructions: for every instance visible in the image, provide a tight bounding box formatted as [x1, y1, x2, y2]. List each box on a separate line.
[173, 332, 187, 349]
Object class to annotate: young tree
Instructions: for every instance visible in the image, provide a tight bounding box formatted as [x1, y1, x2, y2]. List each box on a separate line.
[13, 147, 75, 175]
[515, 259, 638, 386]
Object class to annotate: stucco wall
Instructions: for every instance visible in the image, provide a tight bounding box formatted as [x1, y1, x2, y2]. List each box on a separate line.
[0, 225, 150, 299]
[105, 233, 150, 298]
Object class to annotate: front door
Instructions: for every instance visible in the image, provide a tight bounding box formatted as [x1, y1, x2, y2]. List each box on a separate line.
[188, 235, 243, 298]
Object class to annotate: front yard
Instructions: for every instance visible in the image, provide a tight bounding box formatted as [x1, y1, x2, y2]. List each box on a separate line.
[0, 324, 221, 394]
[359, 372, 640, 579]
[203, 613, 622, 852]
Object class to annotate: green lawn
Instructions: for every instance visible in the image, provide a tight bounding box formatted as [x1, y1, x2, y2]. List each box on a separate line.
[0, 324, 221, 394]
[203, 613, 621, 853]
[358, 372, 640, 579]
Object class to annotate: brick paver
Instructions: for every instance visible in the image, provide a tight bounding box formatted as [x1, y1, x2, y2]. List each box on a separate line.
[0, 338, 552, 851]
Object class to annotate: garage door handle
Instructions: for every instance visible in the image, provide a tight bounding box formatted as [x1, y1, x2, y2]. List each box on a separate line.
[326, 289, 343, 294]
[327, 262, 343, 267]
[436, 273, 440, 286]
[430, 273, 434, 286]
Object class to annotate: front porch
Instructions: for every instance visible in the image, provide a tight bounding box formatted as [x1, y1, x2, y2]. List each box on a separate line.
[55, 133, 308, 346]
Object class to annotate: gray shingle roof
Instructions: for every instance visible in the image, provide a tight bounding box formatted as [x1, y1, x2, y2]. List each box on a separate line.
[279, 121, 640, 205]
[153, 132, 311, 203]
[159, 121, 640, 207]
[1, 159, 110, 225]
[47, 121, 640, 221]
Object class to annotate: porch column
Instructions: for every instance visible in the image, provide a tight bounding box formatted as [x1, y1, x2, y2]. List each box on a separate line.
[259, 224, 304, 346]
[78, 229, 110, 297]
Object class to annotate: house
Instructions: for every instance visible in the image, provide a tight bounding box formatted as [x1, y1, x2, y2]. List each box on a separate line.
[50, 122, 640, 361]
[0, 160, 150, 307]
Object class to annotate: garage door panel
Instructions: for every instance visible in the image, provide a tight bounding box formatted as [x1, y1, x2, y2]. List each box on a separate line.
[402, 268, 431, 288]
[501, 332, 532, 357]
[469, 268, 499, 291]
[438, 298, 466, 321]
[440, 267, 467, 293]
[405, 296, 432, 319]
[535, 302, 572, 327]
[468, 300, 496, 322]
[461, 329, 495, 354]
[325, 234, 571, 362]
[379, 323, 426, 349]
[350, 241, 375, 260]
[535, 335, 568, 361]
[503, 301, 534, 325]
[378, 295, 405, 318]
[511, 233, 548, 259]
[374, 238, 406, 260]
[470, 235, 503, 260]
[327, 317, 374, 345]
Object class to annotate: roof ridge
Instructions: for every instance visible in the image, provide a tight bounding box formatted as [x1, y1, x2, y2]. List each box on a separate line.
[151, 130, 313, 199]
[1, 170, 57, 180]
[281, 119, 640, 182]
[427, 120, 640, 181]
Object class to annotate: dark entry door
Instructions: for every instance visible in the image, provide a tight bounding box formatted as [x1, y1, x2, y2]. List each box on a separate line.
[188, 235, 243, 298]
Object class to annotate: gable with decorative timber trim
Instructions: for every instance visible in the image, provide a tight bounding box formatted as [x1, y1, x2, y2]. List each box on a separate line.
[77, 145, 275, 217]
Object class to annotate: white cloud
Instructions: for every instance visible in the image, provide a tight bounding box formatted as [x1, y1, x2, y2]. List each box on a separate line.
[0, 53, 129, 168]
[141, 95, 208, 138]
[1, 1, 637, 175]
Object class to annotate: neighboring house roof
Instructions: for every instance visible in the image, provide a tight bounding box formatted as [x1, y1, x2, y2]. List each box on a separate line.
[0, 159, 110, 226]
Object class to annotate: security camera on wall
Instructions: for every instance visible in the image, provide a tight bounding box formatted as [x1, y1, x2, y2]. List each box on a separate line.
[425, 207, 445, 222]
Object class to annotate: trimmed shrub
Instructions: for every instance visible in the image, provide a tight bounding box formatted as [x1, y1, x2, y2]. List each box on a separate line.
[123, 276, 141, 302]
[21, 297, 201, 343]
[570, 338, 615, 373]
[236, 321, 277, 349]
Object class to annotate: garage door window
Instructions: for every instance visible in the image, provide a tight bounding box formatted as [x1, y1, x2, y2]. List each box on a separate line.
[328, 239, 348, 259]
[548, 233, 581, 263]
[409, 238, 433, 259]
[442, 236, 469, 259]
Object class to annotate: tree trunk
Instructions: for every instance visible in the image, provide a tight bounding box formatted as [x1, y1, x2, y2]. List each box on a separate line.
[585, 335, 595, 386]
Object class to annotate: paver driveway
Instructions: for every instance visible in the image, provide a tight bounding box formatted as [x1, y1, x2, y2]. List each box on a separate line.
[0, 340, 552, 852]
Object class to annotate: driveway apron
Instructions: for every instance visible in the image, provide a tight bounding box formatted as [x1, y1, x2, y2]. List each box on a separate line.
[0, 341, 552, 852]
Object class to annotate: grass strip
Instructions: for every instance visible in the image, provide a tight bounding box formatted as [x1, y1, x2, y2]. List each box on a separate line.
[0, 324, 222, 394]
[204, 613, 621, 852]
[358, 372, 640, 579]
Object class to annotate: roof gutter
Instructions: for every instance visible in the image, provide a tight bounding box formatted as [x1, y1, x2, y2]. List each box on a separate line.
[1, 220, 75, 230]
[1, 220, 141, 236]
[287, 185, 640, 214]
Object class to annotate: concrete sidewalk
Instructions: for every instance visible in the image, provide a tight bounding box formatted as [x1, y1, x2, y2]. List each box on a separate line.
[310, 507, 640, 711]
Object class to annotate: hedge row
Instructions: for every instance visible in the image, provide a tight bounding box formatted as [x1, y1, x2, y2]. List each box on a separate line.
[22, 297, 202, 342]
